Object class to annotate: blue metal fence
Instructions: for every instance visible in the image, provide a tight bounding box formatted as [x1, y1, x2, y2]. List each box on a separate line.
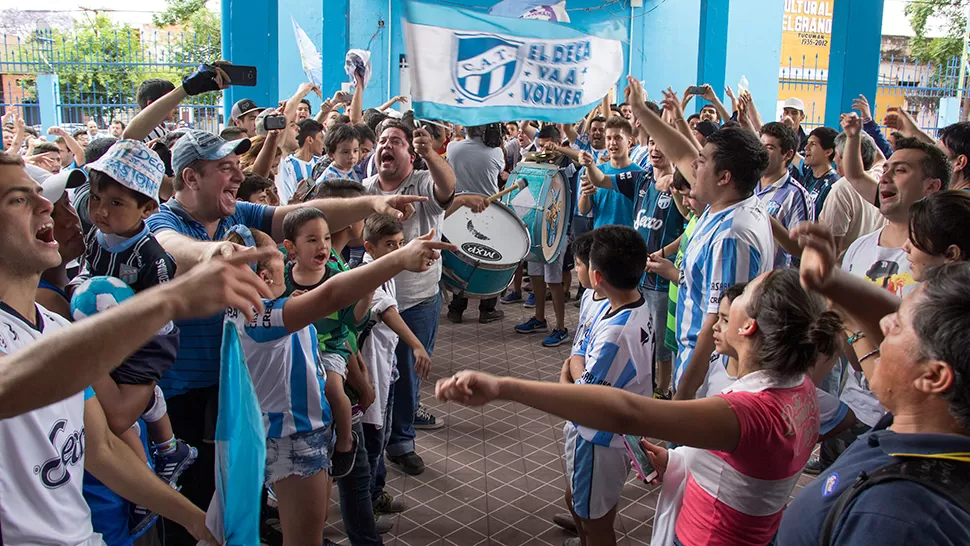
[780, 53, 970, 137]
[1, 28, 223, 135]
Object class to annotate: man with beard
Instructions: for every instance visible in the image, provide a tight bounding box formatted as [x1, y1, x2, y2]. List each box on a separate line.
[363, 119, 456, 475]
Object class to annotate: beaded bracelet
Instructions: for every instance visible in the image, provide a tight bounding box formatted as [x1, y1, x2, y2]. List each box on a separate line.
[846, 330, 865, 345]
[859, 349, 880, 364]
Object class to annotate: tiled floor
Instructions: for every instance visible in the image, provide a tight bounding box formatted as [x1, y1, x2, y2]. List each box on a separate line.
[323, 291, 817, 545]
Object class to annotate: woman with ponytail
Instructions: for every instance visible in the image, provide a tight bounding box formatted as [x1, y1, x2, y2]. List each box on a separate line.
[435, 268, 842, 545]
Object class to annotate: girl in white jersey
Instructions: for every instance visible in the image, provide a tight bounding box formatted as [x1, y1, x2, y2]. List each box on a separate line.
[222, 224, 454, 546]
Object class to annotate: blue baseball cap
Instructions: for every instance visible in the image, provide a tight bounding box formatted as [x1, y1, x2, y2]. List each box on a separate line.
[171, 130, 251, 178]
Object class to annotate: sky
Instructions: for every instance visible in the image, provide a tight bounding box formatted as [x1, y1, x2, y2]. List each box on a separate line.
[5, 0, 951, 38]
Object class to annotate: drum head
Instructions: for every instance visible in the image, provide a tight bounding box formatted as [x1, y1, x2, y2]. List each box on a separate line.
[442, 201, 530, 266]
[540, 172, 568, 262]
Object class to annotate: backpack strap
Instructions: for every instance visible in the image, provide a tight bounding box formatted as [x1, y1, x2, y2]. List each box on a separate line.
[820, 458, 970, 546]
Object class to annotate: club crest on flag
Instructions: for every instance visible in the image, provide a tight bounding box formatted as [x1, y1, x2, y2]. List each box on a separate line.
[452, 33, 524, 102]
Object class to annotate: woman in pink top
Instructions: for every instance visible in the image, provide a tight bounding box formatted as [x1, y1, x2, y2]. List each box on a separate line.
[434, 268, 842, 546]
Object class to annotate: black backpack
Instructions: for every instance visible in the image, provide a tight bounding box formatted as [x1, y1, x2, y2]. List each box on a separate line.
[820, 457, 970, 546]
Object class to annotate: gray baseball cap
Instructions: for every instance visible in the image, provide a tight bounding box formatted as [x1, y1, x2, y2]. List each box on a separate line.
[171, 130, 251, 177]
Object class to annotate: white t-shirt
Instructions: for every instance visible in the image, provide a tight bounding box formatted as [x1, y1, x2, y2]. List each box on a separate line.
[363, 170, 449, 310]
[840, 228, 917, 427]
[0, 303, 103, 546]
[360, 253, 400, 427]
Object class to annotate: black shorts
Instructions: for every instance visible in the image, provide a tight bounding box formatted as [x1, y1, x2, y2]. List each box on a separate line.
[110, 327, 180, 385]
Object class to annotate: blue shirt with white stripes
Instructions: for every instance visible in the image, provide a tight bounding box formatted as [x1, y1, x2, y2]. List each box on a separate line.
[228, 298, 332, 438]
[146, 199, 274, 396]
[755, 172, 812, 268]
[575, 297, 655, 448]
[673, 195, 774, 390]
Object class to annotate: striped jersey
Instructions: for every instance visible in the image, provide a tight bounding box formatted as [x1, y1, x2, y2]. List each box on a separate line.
[666, 214, 698, 352]
[629, 144, 651, 169]
[574, 297, 655, 448]
[755, 172, 812, 268]
[0, 302, 100, 546]
[70, 223, 176, 293]
[228, 298, 332, 438]
[276, 154, 320, 205]
[146, 199, 274, 396]
[316, 163, 363, 184]
[609, 165, 686, 291]
[571, 289, 609, 357]
[676, 372, 819, 545]
[674, 196, 773, 390]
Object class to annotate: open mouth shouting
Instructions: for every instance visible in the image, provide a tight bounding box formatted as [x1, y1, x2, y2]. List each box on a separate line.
[35, 222, 57, 248]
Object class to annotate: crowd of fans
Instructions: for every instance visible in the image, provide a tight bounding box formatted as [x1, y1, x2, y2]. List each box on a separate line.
[1, 54, 969, 546]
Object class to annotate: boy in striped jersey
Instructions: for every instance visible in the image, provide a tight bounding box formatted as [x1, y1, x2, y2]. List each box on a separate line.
[758, 122, 812, 268]
[563, 226, 654, 546]
[561, 231, 607, 384]
[226, 225, 453, 545]
[67, 140, 198, 493]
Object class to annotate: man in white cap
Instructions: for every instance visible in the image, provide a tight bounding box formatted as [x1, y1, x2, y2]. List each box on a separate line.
[781, 97, 809, 153]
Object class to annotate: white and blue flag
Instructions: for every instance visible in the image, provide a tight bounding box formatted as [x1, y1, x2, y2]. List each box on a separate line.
[403, 1, 623, 125]
[291, 17, 322, 88]
[490, 0, 570, 22]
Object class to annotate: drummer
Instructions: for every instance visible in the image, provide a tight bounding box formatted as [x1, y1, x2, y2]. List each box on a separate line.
[512, 124, 580, 349]
[445, 123, 507, 324]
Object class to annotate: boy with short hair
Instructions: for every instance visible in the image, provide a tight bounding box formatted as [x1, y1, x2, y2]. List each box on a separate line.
[317, 124, 362, 182]
[560, 230, 607, 385]
[359, 214, 430, 518]
[563, 225, 654, 546]
[67, 139, 196, 529]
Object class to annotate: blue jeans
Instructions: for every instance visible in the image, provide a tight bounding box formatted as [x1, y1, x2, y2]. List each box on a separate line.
[336, 420, 383, 546]
[364, 385, 394, 503]
[387, 293, 441, 457]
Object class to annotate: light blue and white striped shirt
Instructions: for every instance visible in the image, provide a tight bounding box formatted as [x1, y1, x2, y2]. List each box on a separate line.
[575, 297, 655, 448]
[630, 144, 651, 170]
[229, 298, 332, 439]
[755, 172, 812, 268]
[276, 155, 320, 205]
[673, 195, 774, 390]
[316, 163, 363, 184]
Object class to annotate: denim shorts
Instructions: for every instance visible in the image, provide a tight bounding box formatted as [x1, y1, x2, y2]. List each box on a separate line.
[264, 424, 335, 485]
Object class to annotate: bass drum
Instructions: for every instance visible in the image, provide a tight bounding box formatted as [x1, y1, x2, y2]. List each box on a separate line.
[500, 162, 570, 264]
[440, 198, 531, 298]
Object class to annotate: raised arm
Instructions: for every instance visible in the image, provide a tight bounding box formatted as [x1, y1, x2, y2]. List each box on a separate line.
[578, 151, 610, 188]
[251, 128, 281, 178]
[659, 87, 702, 151]
[884, 107, 934, 145]
[794, 222, 901, 345]
[270, 194, 430, 243]
[840, 113, 878, 205]
[283, 82, 321, 123]
[378, 95, 407, 112]
[627, 77, 698, 183]
[700, 84, 731, 123]
[0, 254, 272, 419]
[48, 127, 87, 166]
[349, 73, 365, 125]
[414, 126, 456, 204]
[853, 95, 893, 158]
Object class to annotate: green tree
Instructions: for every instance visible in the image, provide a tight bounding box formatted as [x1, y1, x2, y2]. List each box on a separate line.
[906, 0, 968, 67]
[153, 0, 221, 64]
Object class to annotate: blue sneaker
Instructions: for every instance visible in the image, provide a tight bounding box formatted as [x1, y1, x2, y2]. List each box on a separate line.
[542, 328, 570, 347]
[522, 292, 536, 308]
[501, 291, 523, 304]
[515, 317, 548, 334]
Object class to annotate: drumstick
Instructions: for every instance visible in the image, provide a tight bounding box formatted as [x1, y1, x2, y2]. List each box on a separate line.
[488, 178, 529, 203]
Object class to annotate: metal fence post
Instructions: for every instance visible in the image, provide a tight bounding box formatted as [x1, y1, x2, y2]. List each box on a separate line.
[36, 73, 62, 133]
